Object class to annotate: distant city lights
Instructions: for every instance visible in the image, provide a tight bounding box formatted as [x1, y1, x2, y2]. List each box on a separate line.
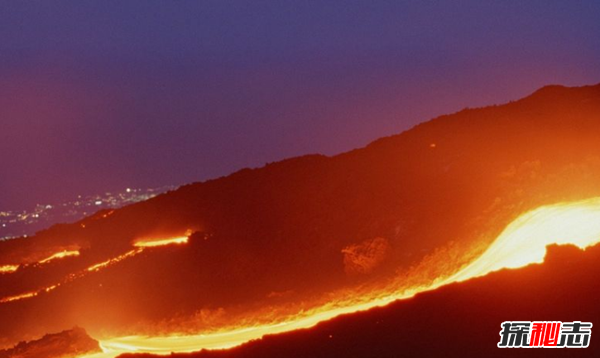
[0, 186, 175, 240]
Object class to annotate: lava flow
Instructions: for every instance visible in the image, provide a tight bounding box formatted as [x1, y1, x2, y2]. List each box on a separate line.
[0, 249, 80, 274]
[38, 249, 80, 264]
[0, 264, 19, 274]
[448, 197, 600, 282]
[76, 197, 600, 358]
[0, 234, 191, 304]
[133, 236, 189, 248]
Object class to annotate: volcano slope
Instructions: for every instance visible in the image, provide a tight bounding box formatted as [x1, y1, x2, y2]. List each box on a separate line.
[0, 327, 100, 358]
[123, 243, 600, 358]
[1, 83, 600, 347]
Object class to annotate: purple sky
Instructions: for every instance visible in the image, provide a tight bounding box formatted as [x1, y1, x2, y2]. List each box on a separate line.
[1, 1, 599, 210]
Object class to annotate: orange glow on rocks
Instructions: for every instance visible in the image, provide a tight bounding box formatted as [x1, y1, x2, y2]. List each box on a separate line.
[73, 198, 600, 358]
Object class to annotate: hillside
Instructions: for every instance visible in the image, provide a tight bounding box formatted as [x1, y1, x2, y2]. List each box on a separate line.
[123, 242, 600, 358]
[0, 83, 599, 348]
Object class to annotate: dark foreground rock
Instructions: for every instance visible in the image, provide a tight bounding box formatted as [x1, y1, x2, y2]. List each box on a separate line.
[0, 327, 101, 358]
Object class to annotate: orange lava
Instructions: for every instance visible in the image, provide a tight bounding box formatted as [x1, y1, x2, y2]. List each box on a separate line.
[87, 249, 143, 272]
[39, 250, 80, 264]
[0, 234, 190, 305]
[0, 265, 19, 274]
[133, 236, 189, 248]
[81, 197, 600, 358]
[1, 249, 79, 275]
[0, 291, 37, 304]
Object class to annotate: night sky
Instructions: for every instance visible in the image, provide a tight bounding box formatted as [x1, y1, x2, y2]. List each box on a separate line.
[1, 1, 599, 210]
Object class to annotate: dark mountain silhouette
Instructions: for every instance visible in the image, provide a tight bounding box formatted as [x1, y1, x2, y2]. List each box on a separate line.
[0, 83, 599, 348]
[123, 243, 600, 358]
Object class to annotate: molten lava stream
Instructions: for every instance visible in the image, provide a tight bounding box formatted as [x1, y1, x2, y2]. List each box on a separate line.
[447, 197, 600, 282]
[0, 249, 79, 275]
[80, 197, 600, 358]
[133, 236, 189, 248]
[39, 250, 80, 264]
[0, 264, 19, 274]
[0, 235, 190, 304]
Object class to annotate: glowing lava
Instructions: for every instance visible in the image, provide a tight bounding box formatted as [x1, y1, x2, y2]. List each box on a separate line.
[134, 236, 189, 248]
[81, 197, 600, 357]
[0, 292, 37, 304]
[0, 250, 79, 275]
[0, 234, 190, 304]
[87, 249, 143, 272]
[0, 264, 19, 274]
[448, 197, 600, 282]
[39, 250, 80, 264]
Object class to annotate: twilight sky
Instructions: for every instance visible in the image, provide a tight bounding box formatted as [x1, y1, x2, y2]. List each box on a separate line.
[1, 0, 599, 210]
